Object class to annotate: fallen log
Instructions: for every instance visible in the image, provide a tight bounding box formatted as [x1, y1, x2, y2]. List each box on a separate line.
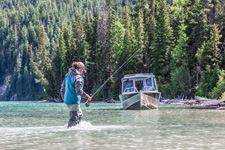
[190, 96, 225, 108]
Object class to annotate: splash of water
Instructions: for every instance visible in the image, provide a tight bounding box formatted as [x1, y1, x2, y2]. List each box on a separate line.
[63, 121, 92, 129]
[0, 121, 129, 136]
[64, 121, 128, 131]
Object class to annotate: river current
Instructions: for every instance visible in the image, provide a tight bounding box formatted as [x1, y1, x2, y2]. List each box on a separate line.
[0, 102, 225, 150]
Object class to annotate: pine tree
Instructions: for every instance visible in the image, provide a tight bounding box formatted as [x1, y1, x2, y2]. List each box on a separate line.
[133, 0, 145, 17]
[152, 0, 174, 81]
[62, 25, 71, 73]
[172, 22, 191, 81]
[144, 0, 155, 73]
[133, 11, 144, 73]
[58, 30, 66, 77]
[100, 0, 116, 98]
[86, 11, 99, 93]
[72, 14, 83, 58]
[196, 24, 222, 70]
[184, 0, 210, 87]
[51, 43, 63, 99]
[121, 5, 132, 73]
[30, 25, 52, 96]
[195, 24, 222, 98]
[170, 22, 193, 97]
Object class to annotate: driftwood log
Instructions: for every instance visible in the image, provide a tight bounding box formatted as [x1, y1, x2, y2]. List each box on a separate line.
[160, 96, 225, 109]
[190, 96, 225, 108]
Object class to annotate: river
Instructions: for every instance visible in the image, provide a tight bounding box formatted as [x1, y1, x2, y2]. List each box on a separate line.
[0, 102, 225, 150]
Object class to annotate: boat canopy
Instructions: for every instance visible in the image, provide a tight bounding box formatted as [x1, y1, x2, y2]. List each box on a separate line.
[121, 73, 158, 94]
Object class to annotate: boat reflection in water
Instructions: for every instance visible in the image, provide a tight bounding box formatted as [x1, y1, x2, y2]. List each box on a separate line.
[119, 73, 161, 110]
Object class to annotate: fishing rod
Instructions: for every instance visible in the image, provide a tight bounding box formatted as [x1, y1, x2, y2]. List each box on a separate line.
[85, 47, 142, 107]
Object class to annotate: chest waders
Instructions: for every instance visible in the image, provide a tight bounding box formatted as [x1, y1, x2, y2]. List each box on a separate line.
[67, 104, 82, 128]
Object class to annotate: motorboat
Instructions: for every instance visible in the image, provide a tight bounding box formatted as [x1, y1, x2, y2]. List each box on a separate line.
[119, 73, 161, 110]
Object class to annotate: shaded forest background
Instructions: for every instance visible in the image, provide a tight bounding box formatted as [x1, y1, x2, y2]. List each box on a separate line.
[0, 0, 225, 101]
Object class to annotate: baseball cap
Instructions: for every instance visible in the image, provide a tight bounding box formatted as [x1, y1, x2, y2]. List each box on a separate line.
[78, 62, 86, 73]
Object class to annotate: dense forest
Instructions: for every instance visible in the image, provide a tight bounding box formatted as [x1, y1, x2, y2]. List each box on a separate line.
[0, 0, 225, 101]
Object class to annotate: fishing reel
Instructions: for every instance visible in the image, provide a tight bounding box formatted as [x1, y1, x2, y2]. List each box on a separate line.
[85, 101, 90, 107]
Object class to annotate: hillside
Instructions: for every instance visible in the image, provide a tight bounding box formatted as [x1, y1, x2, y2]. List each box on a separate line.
[0, 0, 225, 100]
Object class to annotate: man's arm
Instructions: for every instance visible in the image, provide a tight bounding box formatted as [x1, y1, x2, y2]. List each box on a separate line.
[60, 79, 65, 100]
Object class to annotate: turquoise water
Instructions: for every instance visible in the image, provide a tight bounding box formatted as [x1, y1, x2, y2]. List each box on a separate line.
[0, 102, 225, 150]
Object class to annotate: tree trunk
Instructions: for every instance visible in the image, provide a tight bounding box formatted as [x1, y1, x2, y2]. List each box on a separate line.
[185, 59, 191, 86]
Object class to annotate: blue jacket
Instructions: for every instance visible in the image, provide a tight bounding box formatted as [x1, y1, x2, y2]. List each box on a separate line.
[60, 68, 89, 104]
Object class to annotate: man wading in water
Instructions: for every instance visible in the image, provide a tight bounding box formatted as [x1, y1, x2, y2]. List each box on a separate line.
[61, 62, 92, 128]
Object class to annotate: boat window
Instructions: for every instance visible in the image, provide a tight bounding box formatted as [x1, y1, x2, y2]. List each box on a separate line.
[142, 78, 156, 91]
[146, 78, 153, 86]
[135, 81, 143, 91]
[123, 80, 134, 92]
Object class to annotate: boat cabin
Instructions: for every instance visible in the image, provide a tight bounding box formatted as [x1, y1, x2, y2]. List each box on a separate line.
[121, 73, 158, 95]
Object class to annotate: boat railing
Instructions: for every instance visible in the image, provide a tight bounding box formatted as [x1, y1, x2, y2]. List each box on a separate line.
[124, 87, 138, 93]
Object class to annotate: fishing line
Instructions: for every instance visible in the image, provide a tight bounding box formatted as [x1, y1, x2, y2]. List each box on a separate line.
[85, 47, 142, 106]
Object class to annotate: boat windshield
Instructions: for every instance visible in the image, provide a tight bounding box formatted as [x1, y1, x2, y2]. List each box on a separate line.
[142, 78, 157, 91]
[146, 78, 153, 86]
[123, 80, 136, 93]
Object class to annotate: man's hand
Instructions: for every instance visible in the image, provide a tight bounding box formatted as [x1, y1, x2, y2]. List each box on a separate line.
[88, 97, 92, 101]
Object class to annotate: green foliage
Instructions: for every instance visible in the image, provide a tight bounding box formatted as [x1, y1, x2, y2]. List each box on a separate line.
[221, 92, 225, 100]
[152, 0, 174, 86]
[195, 65, 220, 98]
[209, 69, 225, 99]
[31, 25, 51, 85]
[196, 24, 222, 69]
[1, 0, 225, 100]
[169, 65, 191, 98]
[172, 23, 189, 66]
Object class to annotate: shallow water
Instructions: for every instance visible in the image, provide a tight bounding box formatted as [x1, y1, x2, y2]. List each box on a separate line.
[0, 102, 225, 150]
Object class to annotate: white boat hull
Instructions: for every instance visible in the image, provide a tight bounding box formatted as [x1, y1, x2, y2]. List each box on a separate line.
[119, 92, 161, 110]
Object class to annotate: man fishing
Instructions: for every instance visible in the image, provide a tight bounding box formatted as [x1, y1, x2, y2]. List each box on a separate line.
[60, 62, 92, 128]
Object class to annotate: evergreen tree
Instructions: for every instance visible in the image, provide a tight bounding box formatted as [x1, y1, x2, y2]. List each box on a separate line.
[170, 21, 193, 97]
[85, 11, 99, 93]
[184, 0, 210, 88]
[132, 11, 144, 73]
[144, 0, 155, 73]
[62, 25, 71, 74]
[152, 0, 174, 83]
[121, 5, 132, 73]
[195, 24, 222, 98]
[51, 43, 63, 99]
[58, 30, 66, 77]
[30, 25, 52, 96]
[100, 0, 116, 98]
[196, 24, 222, 70]
[72, 14, 83, 59]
